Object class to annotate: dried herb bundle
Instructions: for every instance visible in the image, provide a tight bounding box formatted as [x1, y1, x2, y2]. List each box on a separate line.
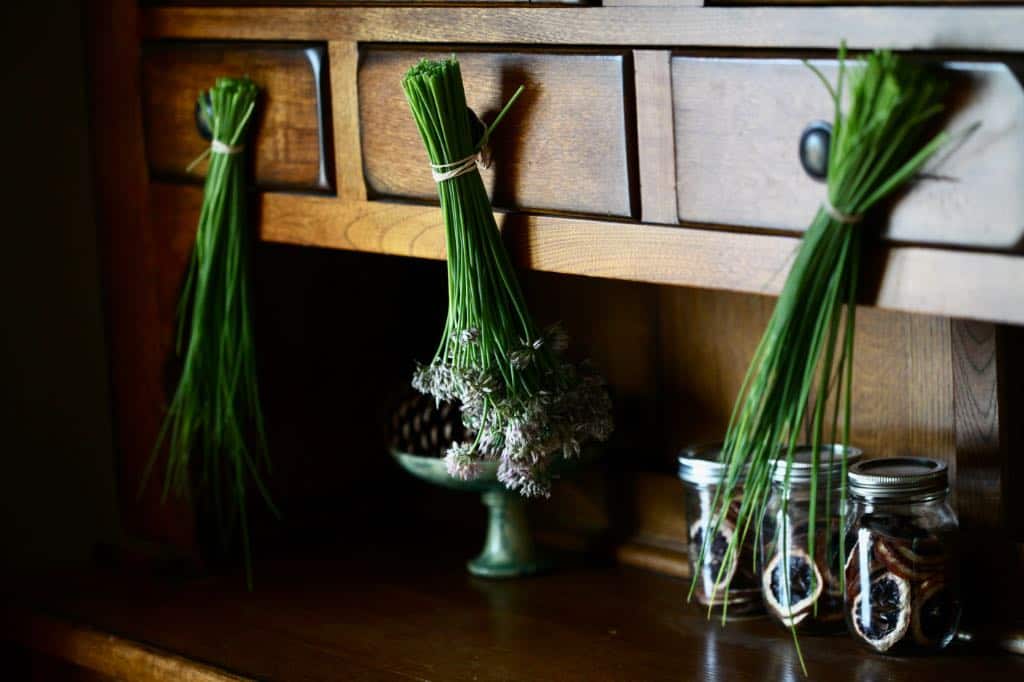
[693, 46, 951, 669]
[403, 57, 613, 496]
[145, 77, 277, 587]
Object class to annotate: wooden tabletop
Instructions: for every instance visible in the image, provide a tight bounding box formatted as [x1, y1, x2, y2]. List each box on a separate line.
[3, 547, 1022, 681]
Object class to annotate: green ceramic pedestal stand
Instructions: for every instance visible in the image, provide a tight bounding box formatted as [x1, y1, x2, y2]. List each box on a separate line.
[468, 488, 544, 577]
[391, 450, 545, 578]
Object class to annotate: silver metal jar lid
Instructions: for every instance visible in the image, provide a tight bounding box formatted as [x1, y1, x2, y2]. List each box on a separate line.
[848, 456, 948, 502]
[678, 443, 738, 486]
[769, 444, 862, 486]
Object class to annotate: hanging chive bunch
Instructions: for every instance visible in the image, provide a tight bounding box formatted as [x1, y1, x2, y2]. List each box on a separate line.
[145, 77, 277, 587]
[403, 57, 613, 497]
[693, 46, 951, 669]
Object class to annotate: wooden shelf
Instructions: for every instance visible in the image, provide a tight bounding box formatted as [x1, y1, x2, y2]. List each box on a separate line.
[152, 184, 1024, 326]
[138, 4, 1024, 329]
[4, 548, 1023, 681]
[142, 6, 1024, 52]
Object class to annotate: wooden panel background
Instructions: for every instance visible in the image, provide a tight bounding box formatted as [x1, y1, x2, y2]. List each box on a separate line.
[88, 1, 197, 554]
[142, 42, 331, 192]
[517, 273, 959, 570]
[140, 6, 1024, 54]
[652, 290, 956, 560]
[75, 2, 1024, 662]
[658, 288, 956, 464]
[359, 48, 635, 218]
[120, 172, 967, 578]
[127, 31, 1019, 579]
[633, 50, 678, 225]
[244, 189, 1024, 326]
[672, 57, 1024, 250]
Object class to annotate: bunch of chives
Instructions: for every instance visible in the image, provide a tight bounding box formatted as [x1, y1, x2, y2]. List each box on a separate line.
[693, 46, 951, 669]
[145, 77, 277, 588]
[403, 57, 613, 496]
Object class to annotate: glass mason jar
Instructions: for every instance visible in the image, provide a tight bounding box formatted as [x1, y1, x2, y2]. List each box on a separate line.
[761, 444, 862, 632]
[844, 457, 960, 654]
[678, 444, 763, 616]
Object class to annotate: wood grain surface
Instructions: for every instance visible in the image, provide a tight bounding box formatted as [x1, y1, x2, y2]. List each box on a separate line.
[6, 554, 1024, 682]
[520, 269, 662, 462]
[92, 4, 1024, 633]
[4, 642, 118, 682]
[953, 320, 1003, 528]
[672, 57, 1024, 250]
[642, 289, 957, 572]
[633, 50, 678, 225]
[141, 6, 1024, 52]
[657, 288, 956, 466]
[359, 48, 634, 218]
[142, 42, 331, 192]
[147, 183, 992, 577]
[86, 0, 197, 554]
[203, 187, 1024, 326]
[519, 271, 664, 565]
[951, 320, 1009, 623]
[2, 610, 247, 682]
[328, 41, 365, 202]
[616, 472, 689, 569]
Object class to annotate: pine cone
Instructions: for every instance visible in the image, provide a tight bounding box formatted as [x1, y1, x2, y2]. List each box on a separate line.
[390, 394, 469, 457]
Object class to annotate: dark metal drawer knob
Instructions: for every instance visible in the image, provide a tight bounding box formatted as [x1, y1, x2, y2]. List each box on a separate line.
[194, 91, 214, 142]
[799, 121, 831, 181]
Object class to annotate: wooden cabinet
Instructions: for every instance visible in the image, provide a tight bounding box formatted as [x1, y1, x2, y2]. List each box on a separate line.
[671, 56, 1024, 249]
[360, 48, 635, 218]
[142, 42, 331, 192]
[7, 2, 1021, 680]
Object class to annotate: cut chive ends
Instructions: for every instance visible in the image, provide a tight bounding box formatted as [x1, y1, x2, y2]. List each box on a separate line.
[691, 45, 952, 675]
[403, 56, 614, 498]
[143, 76, 275, 590]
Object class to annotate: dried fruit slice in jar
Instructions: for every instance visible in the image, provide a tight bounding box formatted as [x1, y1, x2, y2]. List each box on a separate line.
[894, 536, 949, 571]
[690, 518, 738, 604]
[912, 579, 959, 648]
[862, 513, 945, 581]
[845, 534, 889, 598]
[850, 571, 911, 652]
[847, 457, 960, 652]
[763, 549, 823, 622]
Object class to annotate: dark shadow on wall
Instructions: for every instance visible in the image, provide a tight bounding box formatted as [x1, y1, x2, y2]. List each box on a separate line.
[0, 1, 120, 575]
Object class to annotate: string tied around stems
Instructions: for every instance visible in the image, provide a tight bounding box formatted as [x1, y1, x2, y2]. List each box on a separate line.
[431, 148, 491, 182]
[822, 196, 863, 225]
[186, 138, 246, 173]
[426, 84, 525, 184]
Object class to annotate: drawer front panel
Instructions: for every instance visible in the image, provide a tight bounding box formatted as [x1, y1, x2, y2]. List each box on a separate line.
[142, 42, 331, 192]
[360, 49, 634, 219]
[672, 57, 1024, 250]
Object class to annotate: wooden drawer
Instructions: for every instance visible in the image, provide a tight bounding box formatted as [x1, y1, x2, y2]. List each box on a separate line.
[671, 57, 1024, 250]
[142, 42, 331, 193]
[359, 48, 635, 219]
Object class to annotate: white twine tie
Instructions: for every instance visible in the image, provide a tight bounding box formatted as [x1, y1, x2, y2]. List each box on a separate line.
[186, 139, 245, 173]
[823, 197, 863, 225]
[430, 149, 490, 183]
[211, 139, 244, 155]
[424, 84, 524, 184]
